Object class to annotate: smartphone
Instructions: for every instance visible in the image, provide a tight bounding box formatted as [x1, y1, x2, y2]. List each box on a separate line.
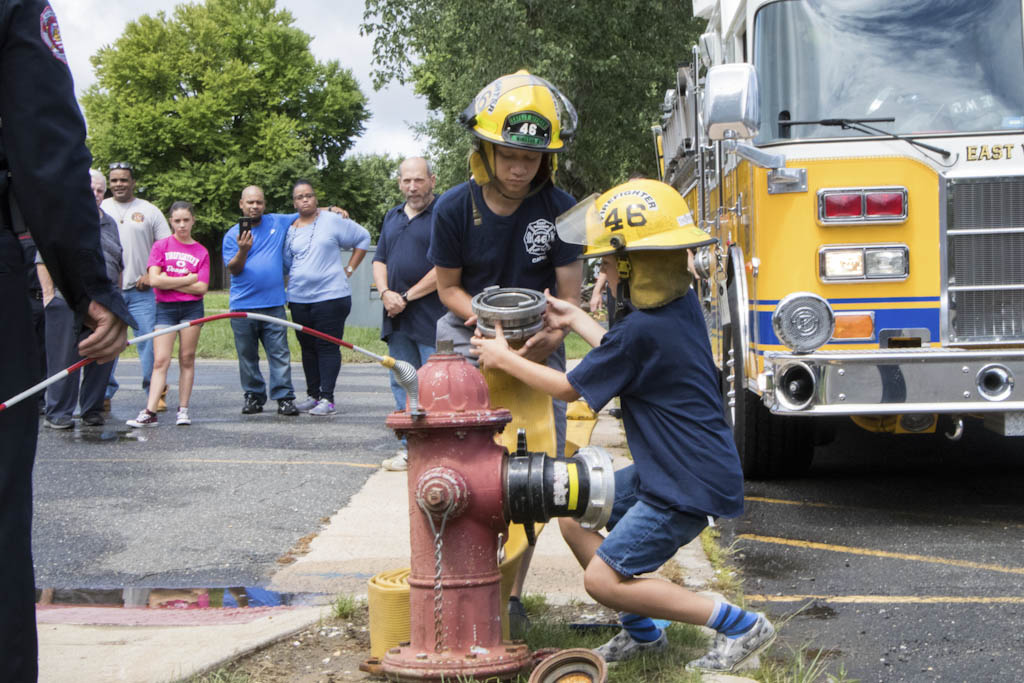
[238, 216, 253, 237]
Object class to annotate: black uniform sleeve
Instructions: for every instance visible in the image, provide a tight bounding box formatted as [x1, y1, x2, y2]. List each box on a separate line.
[0, 0, 133, 326]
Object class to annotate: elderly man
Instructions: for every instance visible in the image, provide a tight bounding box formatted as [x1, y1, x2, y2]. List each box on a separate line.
[37, 170, 124, 428]
[102, 162, 171, 410]
[222, 186, 300, 415]
[374, 157, 445, 470]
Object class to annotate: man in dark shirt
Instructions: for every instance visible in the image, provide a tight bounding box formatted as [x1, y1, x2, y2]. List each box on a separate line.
[0, 3, 133, 680]
[373, 157, 445, 471]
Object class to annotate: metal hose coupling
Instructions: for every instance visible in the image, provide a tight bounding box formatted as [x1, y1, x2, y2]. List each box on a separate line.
[390, 359, 423, 416]
[504, 430, 615, 544]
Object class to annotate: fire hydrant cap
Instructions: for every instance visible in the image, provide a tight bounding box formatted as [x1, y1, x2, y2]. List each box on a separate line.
[386, 353, 512, 430]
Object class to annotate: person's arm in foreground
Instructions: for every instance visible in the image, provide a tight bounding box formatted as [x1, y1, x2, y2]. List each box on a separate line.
[435, 265, 477, 325]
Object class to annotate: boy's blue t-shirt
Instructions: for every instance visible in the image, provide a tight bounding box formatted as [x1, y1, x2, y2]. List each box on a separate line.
[567, 290, 744, 519]
[222, 213, 298, 310]
[427, 180, 581, 297]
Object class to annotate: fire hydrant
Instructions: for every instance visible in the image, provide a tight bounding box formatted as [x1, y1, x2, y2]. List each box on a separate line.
[381, 343, 614, 682]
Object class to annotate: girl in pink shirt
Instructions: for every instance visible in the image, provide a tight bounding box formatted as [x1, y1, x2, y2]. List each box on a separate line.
[128, 201, 209, 427]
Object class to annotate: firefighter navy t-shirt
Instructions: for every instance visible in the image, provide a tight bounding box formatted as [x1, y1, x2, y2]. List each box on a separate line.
[567, 290, 745, 519]
[428, 180, 581, 297]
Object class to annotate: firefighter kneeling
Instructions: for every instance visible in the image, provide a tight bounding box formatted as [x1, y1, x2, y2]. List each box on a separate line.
[471, 178, 777, 673]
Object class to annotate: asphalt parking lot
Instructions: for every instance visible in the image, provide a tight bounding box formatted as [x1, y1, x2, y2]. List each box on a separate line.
[720, 418, 1024, 682]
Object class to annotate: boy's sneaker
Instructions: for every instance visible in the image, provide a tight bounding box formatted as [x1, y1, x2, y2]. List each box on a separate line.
[309, 399, 336, 416]
[686, 613, 776, 673]
[81, 412, 105, 427]
[381, 450, 408, 471]
[595, 627, 668, 663]
[277, 399, 299, 416]
[176, 408, 191, 426]
[126, 409, 158, 428]
[294, 396, 319, 412]
[44, 416, 74, 430]
[241, 394, 263, 414]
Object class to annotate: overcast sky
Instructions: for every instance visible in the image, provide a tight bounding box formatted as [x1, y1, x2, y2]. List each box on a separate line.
[56, 0, 429, 157]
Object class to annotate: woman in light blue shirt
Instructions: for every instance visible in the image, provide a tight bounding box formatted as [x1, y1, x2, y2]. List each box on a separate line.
[284, 180, 371, 415]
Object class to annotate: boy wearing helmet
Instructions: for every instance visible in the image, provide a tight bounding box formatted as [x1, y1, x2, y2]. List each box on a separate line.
[471, 179, 776, 673]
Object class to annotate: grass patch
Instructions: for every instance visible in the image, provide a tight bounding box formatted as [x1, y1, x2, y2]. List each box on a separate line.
[188, 668, 252, 683]
[700, 526, 745, 604]
[520, 593, 551, 617]
[330, 593, 362, 620]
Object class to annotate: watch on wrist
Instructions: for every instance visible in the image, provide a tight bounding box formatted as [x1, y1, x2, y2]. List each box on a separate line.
[344, 265, 354, 275]
[400, 290, 409, 302]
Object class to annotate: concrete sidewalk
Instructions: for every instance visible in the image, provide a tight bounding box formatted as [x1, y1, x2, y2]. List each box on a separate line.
[36, 407, 754, 683]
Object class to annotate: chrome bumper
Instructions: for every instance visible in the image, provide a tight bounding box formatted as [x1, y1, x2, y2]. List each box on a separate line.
[761, 348, 1024, 415]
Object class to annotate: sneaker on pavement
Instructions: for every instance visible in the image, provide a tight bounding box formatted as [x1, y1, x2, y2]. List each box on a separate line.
[241, 394, 263, 414]
[176, 408, 191, 426]
[277, 399, 299, 416]
[381, 450, 408, 471]
[126, 409, 158, 428]
[309, 398, 336, 416]
[595, 627, 668, 663]
[44, 416, 74, 430]
[81, 412, 105, 427]
[686, 613, 776, 673]
[294, 396, 319, 412]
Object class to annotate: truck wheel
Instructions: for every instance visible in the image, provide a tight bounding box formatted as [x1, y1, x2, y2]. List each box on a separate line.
[741, 392, 815, 479]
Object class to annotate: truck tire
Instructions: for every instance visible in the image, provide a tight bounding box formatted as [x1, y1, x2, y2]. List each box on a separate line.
[739, 391, 815, 479]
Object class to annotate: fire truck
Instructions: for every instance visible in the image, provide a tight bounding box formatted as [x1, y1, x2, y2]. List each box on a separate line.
[655, 0, 1024, 478]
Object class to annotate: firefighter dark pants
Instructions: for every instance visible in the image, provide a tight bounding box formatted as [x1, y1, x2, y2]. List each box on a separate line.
[0, 227, 41, 682]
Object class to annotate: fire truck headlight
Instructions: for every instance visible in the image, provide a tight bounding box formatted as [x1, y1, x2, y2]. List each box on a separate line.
[820, 244, 909, 282]
[822, 249, 864, 279]
[773, 293, 835, 353]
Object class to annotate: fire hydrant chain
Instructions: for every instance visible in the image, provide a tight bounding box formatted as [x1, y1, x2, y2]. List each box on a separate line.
[418, 500, 454, 653]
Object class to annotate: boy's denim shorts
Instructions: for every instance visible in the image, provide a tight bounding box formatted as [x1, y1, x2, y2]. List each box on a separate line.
[595, 465, 709, 578]
[155, 299, 204, 328]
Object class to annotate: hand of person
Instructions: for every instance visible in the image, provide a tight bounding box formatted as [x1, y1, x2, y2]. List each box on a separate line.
[470, 320, 511, 368]
[518, 325, 564, 363]
[135, 274, 149, 290]
[381, 289, 406, 317]
[588, 289, 604, 313]
[328, 205, 350, 219]
[78, 301, 128, 364]
[541, 289, 580, 332]
[463, 314, 478, 328]
[237, 229, 254, 251]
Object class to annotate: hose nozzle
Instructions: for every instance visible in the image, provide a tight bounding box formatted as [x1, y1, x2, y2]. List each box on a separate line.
[390, 359, 422, 416]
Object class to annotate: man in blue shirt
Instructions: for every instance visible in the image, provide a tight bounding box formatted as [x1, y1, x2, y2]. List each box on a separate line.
[373, 157, 446, 470]
[222, 185, 299, 415]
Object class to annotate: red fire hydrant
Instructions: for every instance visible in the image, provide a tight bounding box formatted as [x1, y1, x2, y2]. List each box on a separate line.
[381, 344, 615, 682]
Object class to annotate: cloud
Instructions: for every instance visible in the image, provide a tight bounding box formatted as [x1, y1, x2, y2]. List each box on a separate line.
[54, 0, 428, 157]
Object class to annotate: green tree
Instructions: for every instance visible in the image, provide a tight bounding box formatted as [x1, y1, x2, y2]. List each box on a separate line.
[361, 0, 703, 197]
[84, 0, 369, 253]
[320, 153, 404, 241]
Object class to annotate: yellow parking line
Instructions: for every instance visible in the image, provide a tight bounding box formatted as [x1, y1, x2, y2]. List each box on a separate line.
[46, 458, 379, 469]
[748, 595, 1024, 604]
[738, 534, 1024, 575]
[745, 495, 1024, 529]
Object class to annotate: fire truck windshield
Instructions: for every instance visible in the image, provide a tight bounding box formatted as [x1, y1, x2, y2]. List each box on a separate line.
[754, 0, 1024, 143]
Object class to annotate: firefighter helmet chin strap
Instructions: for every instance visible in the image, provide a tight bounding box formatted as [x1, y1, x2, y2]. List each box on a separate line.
[609, 256, 633, 326]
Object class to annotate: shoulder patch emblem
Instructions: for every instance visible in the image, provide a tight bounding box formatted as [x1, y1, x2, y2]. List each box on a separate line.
[39, 5, 67, 65]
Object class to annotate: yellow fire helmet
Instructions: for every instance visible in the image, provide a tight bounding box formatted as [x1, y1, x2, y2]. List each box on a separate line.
[556, 178, 716, 258]
[460, 70, 577, 152]
[556, 179, 717, 309]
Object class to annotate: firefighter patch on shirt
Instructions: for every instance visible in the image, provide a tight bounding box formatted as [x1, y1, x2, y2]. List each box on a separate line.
[132, 212, 145, 223]
[40, 5, 67, 65]
[523, 218, 555, 261]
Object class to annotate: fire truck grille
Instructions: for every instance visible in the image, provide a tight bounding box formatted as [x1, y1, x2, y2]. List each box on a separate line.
[946, 177, 1024, 343]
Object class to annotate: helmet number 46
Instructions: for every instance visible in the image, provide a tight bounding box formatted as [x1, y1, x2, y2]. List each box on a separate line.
[605, 204, 647, 231]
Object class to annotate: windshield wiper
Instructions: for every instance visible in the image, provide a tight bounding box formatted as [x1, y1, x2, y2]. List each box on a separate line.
[780, 117, 951, 159]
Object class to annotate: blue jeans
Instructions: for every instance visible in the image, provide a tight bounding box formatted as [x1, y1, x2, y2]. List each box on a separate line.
[288, 297, 351, 404]
[596, 465, 709, 578]
[107, 287, 156, 397]
[386, 330, 434, 410]
[230, 305, 295, 403]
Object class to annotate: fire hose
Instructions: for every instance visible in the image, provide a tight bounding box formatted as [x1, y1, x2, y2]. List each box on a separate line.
[0, 312, 421, 414]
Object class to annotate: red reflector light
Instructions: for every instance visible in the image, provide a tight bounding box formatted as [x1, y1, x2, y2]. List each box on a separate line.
[824, 193, 862, 218]
[865, 192, 905, 217]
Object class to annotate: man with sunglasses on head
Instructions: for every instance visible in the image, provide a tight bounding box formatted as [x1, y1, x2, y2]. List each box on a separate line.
[101, 162, 171, 411]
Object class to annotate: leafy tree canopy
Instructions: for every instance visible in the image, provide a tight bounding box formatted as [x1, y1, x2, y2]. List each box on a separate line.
[84, 0, 369, 248]
[361, 0, 703, 197]
[324, 153, 405, 241]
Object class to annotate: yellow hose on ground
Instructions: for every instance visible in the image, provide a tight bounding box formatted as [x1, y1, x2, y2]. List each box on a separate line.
[367, 568, 411, 658]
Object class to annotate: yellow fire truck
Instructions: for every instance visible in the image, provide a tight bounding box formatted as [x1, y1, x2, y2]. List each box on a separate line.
[655, 0, 1024, 477]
